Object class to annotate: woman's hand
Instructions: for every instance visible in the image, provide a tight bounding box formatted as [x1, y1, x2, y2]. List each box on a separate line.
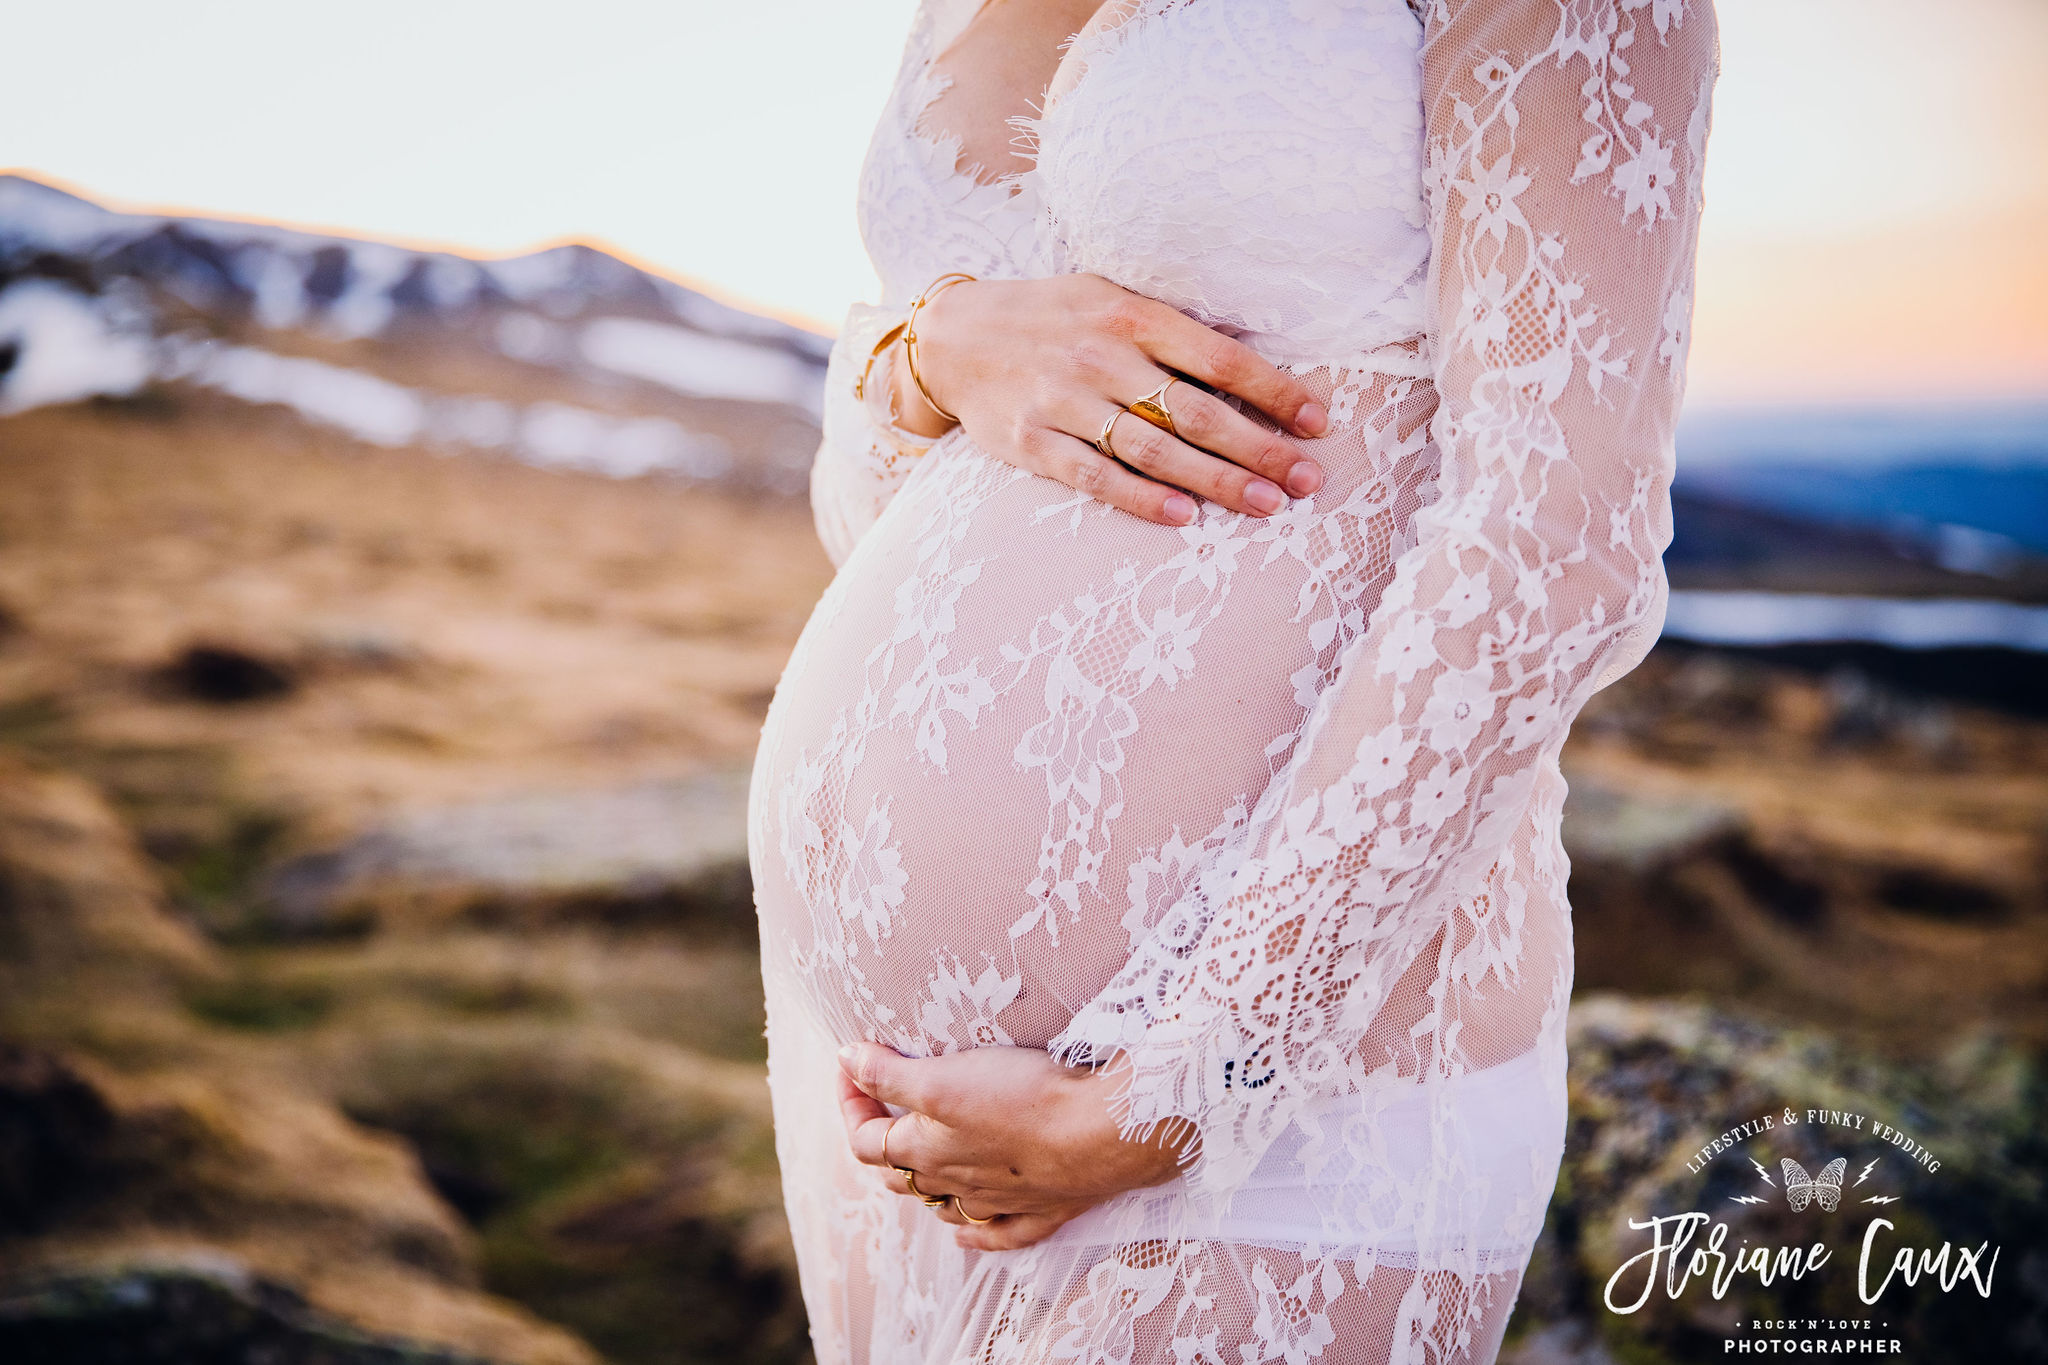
[898, 274, 1329, 526]
[836, 1041, 1196, 1251]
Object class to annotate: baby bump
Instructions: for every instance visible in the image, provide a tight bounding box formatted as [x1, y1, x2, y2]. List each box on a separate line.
[750, 437, 1411, 1055]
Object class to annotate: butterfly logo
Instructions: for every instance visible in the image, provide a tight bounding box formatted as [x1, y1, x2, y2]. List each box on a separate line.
[1781, 1157, 1847, 1212]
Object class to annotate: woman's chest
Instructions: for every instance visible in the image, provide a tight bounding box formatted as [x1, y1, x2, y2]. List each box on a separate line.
[854, 0, 1057, 303]
[861, 0, 1433, 359]
[1032, 0, 1432, 359]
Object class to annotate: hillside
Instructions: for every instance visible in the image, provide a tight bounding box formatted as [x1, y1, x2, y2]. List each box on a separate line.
[2, 395, 2044, 1362]
[6, 172, 2044, 607]
[1, 178, 2043, 1363]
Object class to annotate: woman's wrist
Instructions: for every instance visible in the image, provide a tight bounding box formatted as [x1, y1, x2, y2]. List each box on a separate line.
[902, 272, 975, 428]
[884, 335, 957, 440]
[1059, 1051, 1198, 1195]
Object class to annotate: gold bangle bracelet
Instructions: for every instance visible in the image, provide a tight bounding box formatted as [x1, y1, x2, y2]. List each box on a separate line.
[853, 319, 907, 403]
[902, 272, 976, 426]
[851, 333, 938, 460]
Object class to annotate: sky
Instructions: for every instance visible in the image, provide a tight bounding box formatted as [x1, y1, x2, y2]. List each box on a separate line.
[5, 0, 2045, 408]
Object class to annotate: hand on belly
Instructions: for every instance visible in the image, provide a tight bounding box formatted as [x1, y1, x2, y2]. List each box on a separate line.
[835, 1040, 1197, 1251]
[899, 272, 1330, 523]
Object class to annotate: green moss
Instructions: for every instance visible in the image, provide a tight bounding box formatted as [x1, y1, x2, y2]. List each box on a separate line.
[339, 1034, 804, 1365]
[0, 693, 69, 748]
[426, 976, 575, 1019]
[481, 1168, 808, 1365]
[0, 1263, 496, 1365]
[160, 808, 295, 939]
[184, 974, 333, 1032]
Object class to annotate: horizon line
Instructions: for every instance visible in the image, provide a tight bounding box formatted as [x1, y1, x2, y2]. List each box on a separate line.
[0, 165, 838, 339]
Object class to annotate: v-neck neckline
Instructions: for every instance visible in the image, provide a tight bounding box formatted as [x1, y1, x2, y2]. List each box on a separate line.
[911, 0, 1149, 195]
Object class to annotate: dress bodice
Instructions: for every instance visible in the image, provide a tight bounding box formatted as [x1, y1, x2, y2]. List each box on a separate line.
[858, 0, 1430, 365]
[1034, 0, 1431, 365]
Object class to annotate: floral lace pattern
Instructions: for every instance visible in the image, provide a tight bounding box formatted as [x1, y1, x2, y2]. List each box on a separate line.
[811, 0, 1057, 564]
[752, 0, 1716, 1360]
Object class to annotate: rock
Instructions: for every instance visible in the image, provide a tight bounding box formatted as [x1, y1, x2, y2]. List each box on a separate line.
[0, 1048, 482, 1316]
[299, 624, 425, 674]
[0, 1253, 496, 1364]
[332, 1023, 803, 1365]
[1560, 773, 1742, 874]
[0, 1048, 597, 1365]
[0, 760, 601, 1365]
[0, 754, 219, 1013]
[261, 772, 755, 938]
[157, 643, 298, 705]
[494, 1160, 809, 1365]
[1501, 1320, 1622, 1365]
[1559, 767, 2033, 1045]
[1562, 771, 1827, 1004]
[0, 1048, 115, 1234]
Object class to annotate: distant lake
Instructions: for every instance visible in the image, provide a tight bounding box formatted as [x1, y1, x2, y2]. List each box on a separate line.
[1662, 591, 2048, 653]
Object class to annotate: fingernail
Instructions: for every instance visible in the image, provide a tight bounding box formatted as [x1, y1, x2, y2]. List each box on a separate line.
[1164, 493, 1197, 524]
[1285, 461, 1323, 497]
[1244, 481, 1284, 515]
[837, 1045, 857, 1069]
[1294, 402, 1328, 437]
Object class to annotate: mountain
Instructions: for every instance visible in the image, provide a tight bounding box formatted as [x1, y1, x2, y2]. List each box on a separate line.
[0, 174, 829, 493]
[1672, 400, 2048, 591]
[1664, 487, 2048, 602]
[3, 172, 2043, 610]
[1677, 462, 2048, 563]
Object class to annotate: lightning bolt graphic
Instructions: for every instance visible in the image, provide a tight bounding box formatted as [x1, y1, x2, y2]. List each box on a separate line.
[1862, 1195, 1900, 1205]
[1751, 1159, 1774, 1186]
[1729, 1195, 1769, 1206]
[1854, 1159, 1880, 1187]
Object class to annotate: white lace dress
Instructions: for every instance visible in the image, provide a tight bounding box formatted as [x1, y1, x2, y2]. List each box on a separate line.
[749, 1, 1717, 1360]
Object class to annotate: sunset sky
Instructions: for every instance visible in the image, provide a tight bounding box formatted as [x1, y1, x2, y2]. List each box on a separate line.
[6, 0, 2044, 408]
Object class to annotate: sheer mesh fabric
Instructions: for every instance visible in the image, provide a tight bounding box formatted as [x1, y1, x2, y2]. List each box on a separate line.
[754, 0, 1717, 1359]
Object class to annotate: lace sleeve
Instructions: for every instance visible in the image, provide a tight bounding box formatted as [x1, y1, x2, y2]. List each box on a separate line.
[810, 301, 939, 566]
[1047, 0, 1718, 1203]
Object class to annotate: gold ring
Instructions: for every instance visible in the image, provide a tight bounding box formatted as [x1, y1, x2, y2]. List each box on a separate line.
[1128, 379, 1177, 436]
[1096, 409, 1123, 460]
[903, 1168, 949, 1209]
[953, 1196, 996, 1225]
[884, 1117, 946, 1206]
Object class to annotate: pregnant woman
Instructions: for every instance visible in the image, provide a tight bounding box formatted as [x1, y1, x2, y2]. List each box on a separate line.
[749, 0, 1716, 1359]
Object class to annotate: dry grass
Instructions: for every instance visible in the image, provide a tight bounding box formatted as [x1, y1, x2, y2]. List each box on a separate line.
[2, 396, 2043, 1362]
[1570, 649, 2048, 1050]
[0, 395, 830, 837]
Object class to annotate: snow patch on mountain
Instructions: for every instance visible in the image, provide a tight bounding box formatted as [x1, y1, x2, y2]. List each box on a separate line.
[0, 281, 153, 413]
[0, 174, 824, 489]
[580, 318, 820, 410]
[156, 336, 737, 482]
[0, 172, 829, 380]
